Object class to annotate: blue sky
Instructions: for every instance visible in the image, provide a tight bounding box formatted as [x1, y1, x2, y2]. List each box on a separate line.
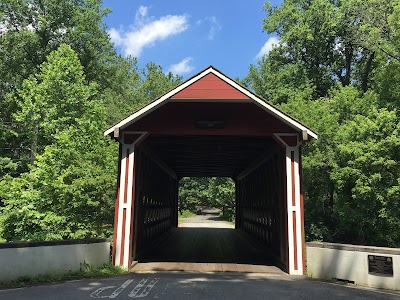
[102, 1, 283, 79]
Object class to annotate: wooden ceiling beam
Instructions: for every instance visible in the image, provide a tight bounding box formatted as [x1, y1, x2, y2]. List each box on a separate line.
[142, 135, 277, 178]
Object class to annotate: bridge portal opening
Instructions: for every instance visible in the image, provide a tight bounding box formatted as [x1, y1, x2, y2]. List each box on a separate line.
[133, 171, 285, 271]
[117, 135, 288, 272]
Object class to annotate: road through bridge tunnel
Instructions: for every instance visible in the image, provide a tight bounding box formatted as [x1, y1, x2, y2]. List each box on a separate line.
[105, 66, 317, 275]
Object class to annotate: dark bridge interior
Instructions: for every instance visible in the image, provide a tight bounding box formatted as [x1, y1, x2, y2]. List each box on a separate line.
[132, 134, 288, 271]
[145, 135, 277, 177]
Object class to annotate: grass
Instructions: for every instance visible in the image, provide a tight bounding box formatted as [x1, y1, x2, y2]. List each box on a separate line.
[0, 215, 6, 243]
[0, 264, 128, 290]
[178, 209, 196, 219]
[219, 212, 235, 224]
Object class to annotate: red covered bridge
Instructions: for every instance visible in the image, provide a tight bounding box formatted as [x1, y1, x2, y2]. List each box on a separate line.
[104, 66, 317, 275]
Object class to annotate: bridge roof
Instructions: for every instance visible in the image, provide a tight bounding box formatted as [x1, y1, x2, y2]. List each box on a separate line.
[104, 66, 317, 140]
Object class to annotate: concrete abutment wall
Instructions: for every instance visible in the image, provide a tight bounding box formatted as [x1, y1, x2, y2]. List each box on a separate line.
[307, 242, 400, 291]
[0, 238, 110, 281]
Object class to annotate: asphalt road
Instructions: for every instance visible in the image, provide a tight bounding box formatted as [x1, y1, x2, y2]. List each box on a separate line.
[1, 272, 399, 300]
[178, 208, 234, 228]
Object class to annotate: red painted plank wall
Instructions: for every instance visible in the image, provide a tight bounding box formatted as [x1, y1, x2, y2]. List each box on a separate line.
[171, 73, 250, 100]
[125, 102, 296, 136]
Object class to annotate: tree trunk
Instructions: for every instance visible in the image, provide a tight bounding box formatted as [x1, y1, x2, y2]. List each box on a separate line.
[30, 126, 38, 165]
[343, 45, 353, 86]
[362, 51, 375, 93]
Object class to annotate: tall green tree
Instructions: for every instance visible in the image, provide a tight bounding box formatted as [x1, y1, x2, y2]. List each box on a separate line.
[355, 0, 400, 63]
[251, 0, 394, 98]
[332, 105, 400, 246]
[0, 0, 115, 103]
[244, 46, 315, 104]
[14, 43, 100, 161]
[0, 45, 117, 241]
[244, 0, 400, 247]
[0, 0, 118, 173]
[179, 177, 213, 213]
[104, 61, 182, 125]
[178, 177, 236, 221]
[209, 178, 235, 221]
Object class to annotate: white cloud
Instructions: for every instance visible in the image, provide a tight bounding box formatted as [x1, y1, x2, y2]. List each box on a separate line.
[256, 36, 280, 59]
[169, 57, 194, 75]
[109, 6, 189, 57]
[197, 16, 221, 40]
[108, 28, 123, 45]
[136, 5, 148, 21]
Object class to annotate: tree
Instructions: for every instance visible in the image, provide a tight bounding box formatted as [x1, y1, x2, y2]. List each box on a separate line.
[243, 0, 400, 247]
[101, 59, 182, 126]
[178, 177, 236, 221]
[0, 0, 118, 174]
[0, 0, 115, 103]
[209, 178, 235, 221]
[244, 46, 315, 104]
[179, 177, 212, 213]
[261, 0, 386, 96]
[14, 44, 100, 161]
[332, 107, 400, 246]
[0, 45, 117, 241]
[0, 0, 183, 240]
[354, 0, 400, 63]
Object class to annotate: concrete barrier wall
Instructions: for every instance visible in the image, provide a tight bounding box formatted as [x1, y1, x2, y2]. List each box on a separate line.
[0, 238, 110, 281]
[307, 242, 400, 290]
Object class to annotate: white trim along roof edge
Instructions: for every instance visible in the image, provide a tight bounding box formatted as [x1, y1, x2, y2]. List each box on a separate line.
[104, 66, 318, 140]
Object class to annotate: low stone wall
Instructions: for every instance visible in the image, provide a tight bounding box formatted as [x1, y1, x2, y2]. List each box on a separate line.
[307, 242, 400, 290]
[0, 238, 110, 281]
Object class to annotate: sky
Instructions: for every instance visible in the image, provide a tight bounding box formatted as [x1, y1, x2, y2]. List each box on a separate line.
[102, 1, 283, 80]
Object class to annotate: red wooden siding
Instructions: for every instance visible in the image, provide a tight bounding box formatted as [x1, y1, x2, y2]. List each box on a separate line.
[124, 149, 130, 204]
[124, 134, 142, 144]
[120, 208, 126, 266]
[280, 136, 298, 147]
[125, 102, 297, 136]
[171, 73, 250, 100]
[293, 211, 298, 270]
[291, 151, 296, 206]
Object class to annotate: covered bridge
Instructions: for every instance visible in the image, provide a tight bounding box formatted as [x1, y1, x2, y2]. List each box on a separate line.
[104, 66, 317, 275]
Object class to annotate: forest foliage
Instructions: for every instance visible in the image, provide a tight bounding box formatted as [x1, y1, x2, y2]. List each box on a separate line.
[0, 0, 399, 247]
[243, 0, 400, 247]
[179, 177, 235, 221]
